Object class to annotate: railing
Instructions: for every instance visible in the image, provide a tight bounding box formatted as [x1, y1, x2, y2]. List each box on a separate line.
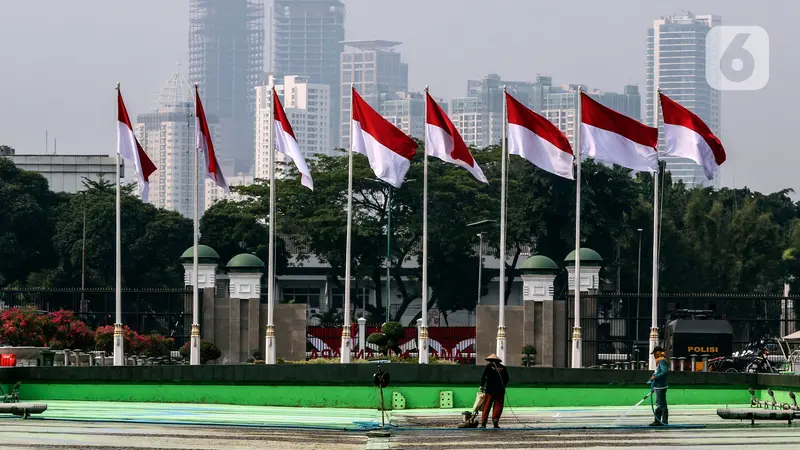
[0, 288, 194, 346]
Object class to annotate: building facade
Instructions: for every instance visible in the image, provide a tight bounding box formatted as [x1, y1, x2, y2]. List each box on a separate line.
[647, 12, 722, 188]
[205, 172, 254, 211]
[340, 40, 409, 148]
[2, 152, 120, 194]
[255, 75, 331, 181]
[135, 70, 222, 218]
[272, 0, 345, 148]
[379, 91, 444, 141]
[189, 0, 264, 173]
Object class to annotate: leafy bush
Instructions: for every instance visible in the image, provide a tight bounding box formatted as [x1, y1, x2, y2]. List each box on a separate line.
[46, 310, 94, 350]
[367, 321, 406, 355]
[179, 340, 222, 364]
[522, 344, 537, 367]
[141, 333, 174, 358]
[0, 307, 47, 346]
[94, 324, 137, 353]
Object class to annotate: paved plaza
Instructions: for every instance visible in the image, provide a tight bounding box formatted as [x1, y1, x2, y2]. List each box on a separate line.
[0, 401, 798, 449]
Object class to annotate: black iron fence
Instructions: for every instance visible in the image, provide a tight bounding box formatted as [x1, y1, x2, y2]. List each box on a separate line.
[566, 293, 800, 367]
[0, 288, 194, 346]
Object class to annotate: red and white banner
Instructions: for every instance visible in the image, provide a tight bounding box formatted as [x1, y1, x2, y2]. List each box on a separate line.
[660, 92, 726, 180]
[425, 92, 487, 183]
[351, 88, 417, 187]
[195, 86, 228, 193]
[581, 92, 658, 172]
[117, 89, 157, 201]
[506, 92, 574, 179]
[273, 88, 313, 190]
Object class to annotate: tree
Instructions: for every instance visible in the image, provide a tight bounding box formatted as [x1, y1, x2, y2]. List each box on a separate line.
[200, 198, 289, 273]
[0, 157, 57, 287]
[49, 179, 192, 288]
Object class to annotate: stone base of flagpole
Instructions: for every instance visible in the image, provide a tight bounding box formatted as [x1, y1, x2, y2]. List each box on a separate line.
[189, 324, 200, 366]
[265, 325, 276, 364]
[113, 323, 124, 366]
[418, 326, 429, 364]
[340, 326, 352, 363]
[649, 327, 659, 370]
[571, 327, 582, 368]
[495, 326, 507, 363]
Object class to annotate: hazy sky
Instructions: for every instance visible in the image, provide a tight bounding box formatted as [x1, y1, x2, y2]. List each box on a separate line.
[1, 0, 797, 194]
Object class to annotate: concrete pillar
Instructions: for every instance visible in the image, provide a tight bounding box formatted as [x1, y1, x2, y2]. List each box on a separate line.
[358, 317, 367, 354]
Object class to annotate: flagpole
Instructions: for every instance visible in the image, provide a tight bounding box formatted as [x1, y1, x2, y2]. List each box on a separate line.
[650, 91, 662, 370]
[496, 86, 508, 362]
[572, 88, 583, 369]
[190, 84, 201, 366]
[419, 86, 430, 364]
[265, 85, 277, 364]
[341, 84, 355, 364]
[114, 82, 124, 367]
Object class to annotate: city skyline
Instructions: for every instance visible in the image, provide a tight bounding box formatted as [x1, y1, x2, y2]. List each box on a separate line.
[0, 0, 796, 196]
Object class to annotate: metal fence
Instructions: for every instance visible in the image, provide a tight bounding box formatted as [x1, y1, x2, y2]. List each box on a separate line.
[566, 293, 800, 367]
[0, 288, 194, 346]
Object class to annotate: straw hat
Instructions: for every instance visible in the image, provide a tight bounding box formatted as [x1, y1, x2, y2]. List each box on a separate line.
[485, 354, 502, 362]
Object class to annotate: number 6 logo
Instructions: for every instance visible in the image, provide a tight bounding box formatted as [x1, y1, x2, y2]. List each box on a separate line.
[706, 26, 769, 91]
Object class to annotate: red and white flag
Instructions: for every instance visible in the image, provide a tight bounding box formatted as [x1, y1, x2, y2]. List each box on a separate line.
[351, 87, 417, 187]
[195, 86, 228, 193]
[425, 92, 487, 183]
[660, 92, 726, 180]
[273, 88, 313, 190]
[581, 92, 658, 172]
[117, 88, 157, 201]
[506, 93, 574, 180]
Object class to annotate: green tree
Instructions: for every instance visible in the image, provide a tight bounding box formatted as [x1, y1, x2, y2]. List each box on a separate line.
[0, 157, 57, 287]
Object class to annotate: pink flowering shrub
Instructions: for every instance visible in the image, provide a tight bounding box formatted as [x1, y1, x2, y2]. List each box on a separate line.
[0, 307, 47, 346]
[45, 310, 95, 350]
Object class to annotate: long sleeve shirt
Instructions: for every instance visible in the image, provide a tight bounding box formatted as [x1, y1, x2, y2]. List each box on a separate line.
[651, 357, 669, 389]
[480, 363, 509, 395]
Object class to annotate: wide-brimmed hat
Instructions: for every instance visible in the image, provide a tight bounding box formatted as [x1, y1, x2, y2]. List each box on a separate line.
[485, 354, 502, 362]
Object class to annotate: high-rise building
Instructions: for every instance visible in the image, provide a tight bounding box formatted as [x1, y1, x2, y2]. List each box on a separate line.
[647, 12, 722, 188]
[340, 40, 409, 148]
[542, 84, 642, 149]
[379, 91, 443, 141]
[272, 0, 345, 148]
[450, 97, 482, 147]
[205, 170, 254, 211]
[255, 75, 331, 180]
[135, 69, 222, 218]
[189, 0, 264, 174]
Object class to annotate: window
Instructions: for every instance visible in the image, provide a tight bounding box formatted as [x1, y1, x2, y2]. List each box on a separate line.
[282, 287, 320, 307]
[331, 288, 369, 310]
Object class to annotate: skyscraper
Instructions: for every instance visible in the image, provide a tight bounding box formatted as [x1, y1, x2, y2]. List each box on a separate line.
[647, 12, 722, 188]
[135, 68, 221, 218]
[272, 0, 345, 148]
[339, 40, 409, 148]
[189, 0, 264, 174]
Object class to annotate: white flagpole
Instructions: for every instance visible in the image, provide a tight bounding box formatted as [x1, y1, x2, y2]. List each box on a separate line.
[419, 86, 430, 364]
[341, 84, 355, 363]
[572, 88, 583, 369]
[113, 83, 124, 367]
[266, 85, 277, 364]
[650, 91, 662, 369]
[190, 84, 201, 366]
[496, 86, 508, 362]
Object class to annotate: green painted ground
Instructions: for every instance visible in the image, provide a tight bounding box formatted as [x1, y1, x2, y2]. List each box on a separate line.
[13, 383, 752, 409]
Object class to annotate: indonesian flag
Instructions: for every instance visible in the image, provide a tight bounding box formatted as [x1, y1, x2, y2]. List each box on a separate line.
[506, 93, 574, 180]
[195, 86, 228, 193]
[425, 92, 487, 183]
[351, 87, 417, 188]
[117, 88, 157, 201]
[581, 92, 658, 172]
[273, 87, 313, 190]
[660, 92, 726, 180]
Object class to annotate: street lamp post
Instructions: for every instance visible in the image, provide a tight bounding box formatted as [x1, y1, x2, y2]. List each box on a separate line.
[636, 228, 643, 342]
[466, 219, 498, 350]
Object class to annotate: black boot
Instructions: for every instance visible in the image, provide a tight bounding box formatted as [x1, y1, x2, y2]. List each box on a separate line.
[661, 409, 669, 425]
[492, 420, 500, 429]
[649, 408, 663, 426]
[479, 422, 486, 428]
